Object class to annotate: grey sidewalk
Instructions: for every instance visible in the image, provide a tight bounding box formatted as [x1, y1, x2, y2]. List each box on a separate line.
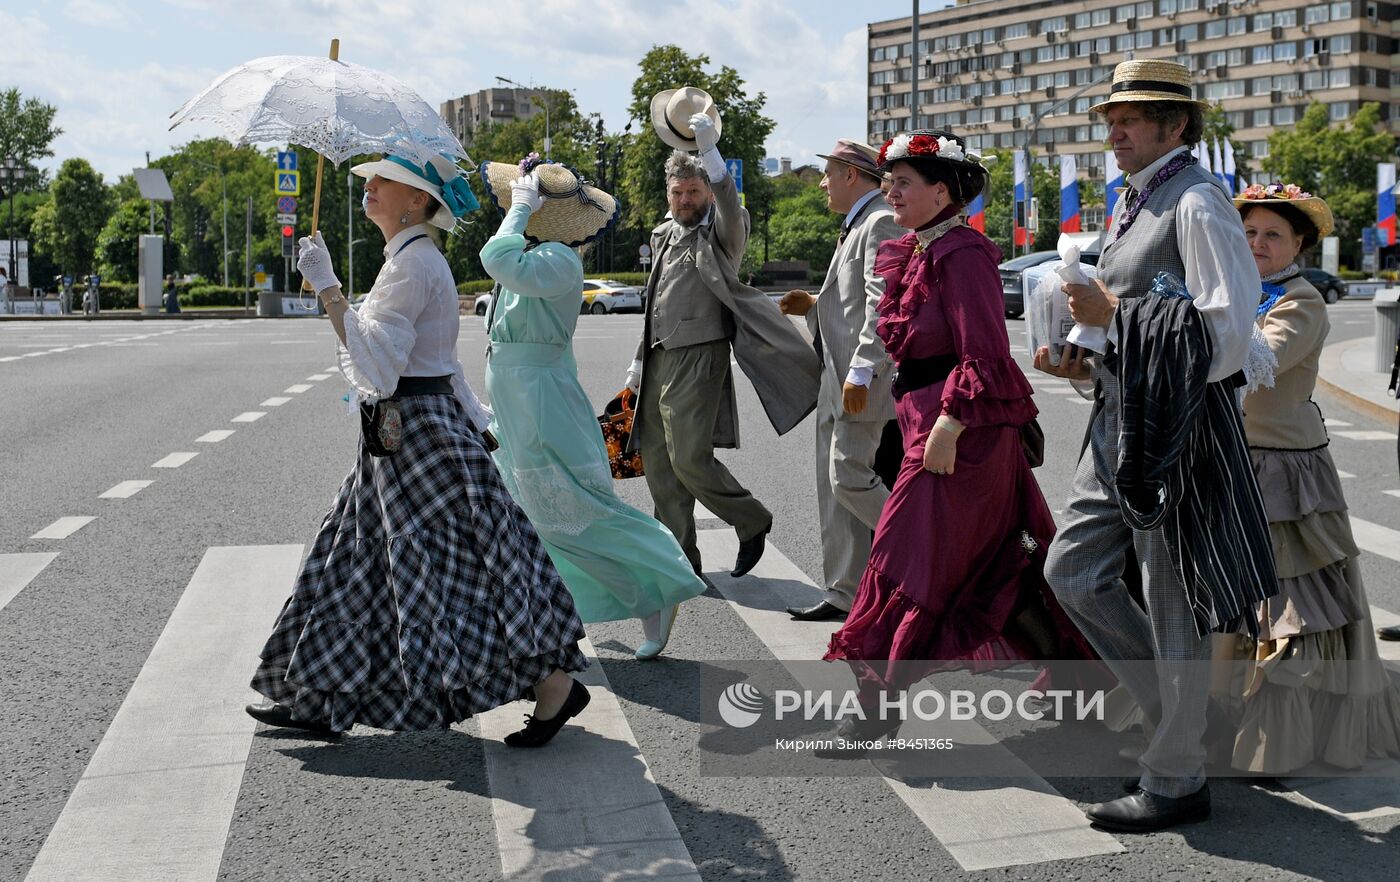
[1317, 331, 1399, 426]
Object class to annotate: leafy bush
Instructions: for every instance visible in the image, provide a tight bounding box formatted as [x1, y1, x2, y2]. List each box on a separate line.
[457, 279, 496, 295]
[184, 285, 258, 307]
[1338, 269, 1369, 280]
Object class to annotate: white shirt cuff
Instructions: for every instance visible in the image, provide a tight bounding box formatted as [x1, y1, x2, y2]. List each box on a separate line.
[844, 366, 874, 387]
[699, 148, 727, 183]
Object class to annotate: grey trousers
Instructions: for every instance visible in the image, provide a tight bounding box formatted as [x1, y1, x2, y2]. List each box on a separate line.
[1044, 380, 1211, 799]
[814, 399, 888, 610]
[638, 340, 772, 570]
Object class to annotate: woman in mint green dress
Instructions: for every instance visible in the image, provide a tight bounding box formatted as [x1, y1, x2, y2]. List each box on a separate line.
[479, 156, 706, 659]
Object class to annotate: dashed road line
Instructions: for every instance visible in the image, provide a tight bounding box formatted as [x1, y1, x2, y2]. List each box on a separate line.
[1351, 516, 1400, 563]
[259, 397, 291, 407]
[0, 552, 58, 613]
[1333, 430, 1398, 442]
[31, 517, 96, 540]
[306, 374, 331, 381]
[231, 412, 266, 423]
[195, 430, 236, 443]
[283, 384, 313, 394]
[99, 481, 153, 500]
[152, 452, 199, 469]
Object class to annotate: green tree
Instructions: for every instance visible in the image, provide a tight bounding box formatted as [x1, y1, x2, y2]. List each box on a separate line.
[96, 198, 150, 282]
[1263, 101, 1397, 266]
[0, 88, 62, 185]
[762, 180, 842, 276]
[979, 148, 1062, 258]
[620, 46, 776, 244]
[31, 158, 112, 276]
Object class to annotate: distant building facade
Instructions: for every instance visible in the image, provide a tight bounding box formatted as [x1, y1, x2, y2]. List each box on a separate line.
[440, 87, 548, 147]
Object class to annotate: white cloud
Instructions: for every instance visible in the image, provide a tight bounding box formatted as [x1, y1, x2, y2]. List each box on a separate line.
[63, 0, 132, 30]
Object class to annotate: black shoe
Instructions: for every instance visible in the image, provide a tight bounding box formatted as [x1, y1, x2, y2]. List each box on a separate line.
[812, 713, 903, 758]
[785, 600, 849, 622]
[245, 702, 339, 736]
[1087, 783, 1211, 832]
[731, 525, 771, 577]
[1378, 624, 1400, 642]
[1123, 776, 1142, 793]
[504, 679, 591, 748]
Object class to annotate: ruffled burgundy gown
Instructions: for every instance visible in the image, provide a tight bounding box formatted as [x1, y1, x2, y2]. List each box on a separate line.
[824, 217, 1091, 690]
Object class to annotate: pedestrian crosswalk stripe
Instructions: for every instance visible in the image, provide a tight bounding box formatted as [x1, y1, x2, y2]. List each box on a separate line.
[99, 480, 153, 499]
[1336, 471, 1356, 479]
[694, 502, 719, 520]
[1333, 430, 1398, 442]
[23, 545, 303, 882]
[476, 637, 700, 881]
[1326, 419, 1353, 427]
[30, 516, 95, 540]
[0, 552, 58, 613]
[694, 530, 1124, 871]
[231, 411, 265, 423]
[1350, 516, 1400, 563]
[284, 384, 313, 394]
[260, 397, 291, 407]
[196, 430, 235, 443]
[1383, 490, 1400, 499]
[306, 374, 331, 381]
[152, 452, 199, 469]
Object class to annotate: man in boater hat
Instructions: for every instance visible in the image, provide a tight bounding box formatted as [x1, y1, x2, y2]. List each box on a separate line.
[778, 139, 904, 622]
[1035, 60, 1274, 831]
[626, 87, 820, 579]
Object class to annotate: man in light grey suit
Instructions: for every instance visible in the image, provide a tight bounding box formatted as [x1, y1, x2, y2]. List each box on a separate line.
[779, 140, 904, 621]
[625, 110, 820, 580]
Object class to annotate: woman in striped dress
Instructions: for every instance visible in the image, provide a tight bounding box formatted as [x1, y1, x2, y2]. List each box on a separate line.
[245, 154, 591, 748]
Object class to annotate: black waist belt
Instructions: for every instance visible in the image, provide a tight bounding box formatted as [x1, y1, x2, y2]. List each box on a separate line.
[391, 375, 454, 398]
[892, 354, 959, 400]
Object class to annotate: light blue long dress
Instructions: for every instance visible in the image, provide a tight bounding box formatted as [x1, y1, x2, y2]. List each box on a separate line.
[480, 203, 707, 622]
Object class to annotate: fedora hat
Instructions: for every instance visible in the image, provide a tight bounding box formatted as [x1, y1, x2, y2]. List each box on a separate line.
[350, 154, 479, 231]
[650, 86, 723, 152]
[1090, 60, 1209, 114]
[1235, 182, 1335, 242]
[480, 156, 620, 247]
[816, 139, 882, 181]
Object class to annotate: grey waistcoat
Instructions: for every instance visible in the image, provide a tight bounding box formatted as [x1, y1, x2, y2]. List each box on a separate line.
[648, 225, 734, 349]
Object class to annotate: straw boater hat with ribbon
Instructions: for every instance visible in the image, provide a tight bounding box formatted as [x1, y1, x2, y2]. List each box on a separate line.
[1234, 182, 1335, 246]
[350, 154, 480, 231]
[816, 139, 883, 182]
[480, 154, 620, 247]
[1089, 59, 1209, 114]
[650, 86, 723, 152]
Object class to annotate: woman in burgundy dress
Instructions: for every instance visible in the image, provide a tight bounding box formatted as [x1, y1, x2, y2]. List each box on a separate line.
[824, 130, 1089, 734]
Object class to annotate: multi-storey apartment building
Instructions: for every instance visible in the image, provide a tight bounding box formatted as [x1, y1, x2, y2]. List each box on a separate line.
[868, 0, 1397, 181]
[440, 88, 548, 149]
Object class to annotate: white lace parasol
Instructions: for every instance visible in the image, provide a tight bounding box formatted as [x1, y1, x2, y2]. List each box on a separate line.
[169, 55, 468, 167]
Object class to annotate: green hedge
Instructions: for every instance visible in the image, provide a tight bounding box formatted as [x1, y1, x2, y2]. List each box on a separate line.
[457, 279, 496, 295]
[184, 285, 258, 307]
[457, 272, 651, 297]
[1338, 269, 1368, 280]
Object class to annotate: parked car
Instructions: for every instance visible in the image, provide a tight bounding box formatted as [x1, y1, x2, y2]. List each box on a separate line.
[1301, 267, 1347, 303]
[474, 285, 497, 317]
[999, 246, 1101, 318]
[580, 279, 644, 315]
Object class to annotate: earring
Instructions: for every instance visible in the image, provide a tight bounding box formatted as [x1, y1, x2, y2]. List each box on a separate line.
[399, 212, 411, 225]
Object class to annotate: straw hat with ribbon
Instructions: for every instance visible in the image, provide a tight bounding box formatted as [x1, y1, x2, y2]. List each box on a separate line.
[1089, 59, 1209, 114]
[351, 153, 479, 230]
[1234, 182, 1335, 246]
[480, 154, 620, 247]
[650, 86, 723, 152]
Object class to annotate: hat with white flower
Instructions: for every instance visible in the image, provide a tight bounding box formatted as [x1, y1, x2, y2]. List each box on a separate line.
[878, 129, 988, 206]
[1234, 182, 1335, 246]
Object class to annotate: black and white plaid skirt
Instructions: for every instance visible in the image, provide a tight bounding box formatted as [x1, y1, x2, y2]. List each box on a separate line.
[251, 393, 588, 731]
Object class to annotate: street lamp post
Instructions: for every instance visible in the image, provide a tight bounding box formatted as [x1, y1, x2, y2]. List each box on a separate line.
[193, 159, 229, 286]
[0, 156, 27, 287]
[495, 76, 552, 160]
[1020, 67, 1115, 257]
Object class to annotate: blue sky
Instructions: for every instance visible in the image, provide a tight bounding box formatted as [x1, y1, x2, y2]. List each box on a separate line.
[10, 0, 953, 182]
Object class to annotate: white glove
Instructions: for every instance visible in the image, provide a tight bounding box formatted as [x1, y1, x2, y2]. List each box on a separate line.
[297, 232, 340, 294]
[624, 359, 642, 393]
[689, 113, 719, 153]
[510, 172, 543, 213]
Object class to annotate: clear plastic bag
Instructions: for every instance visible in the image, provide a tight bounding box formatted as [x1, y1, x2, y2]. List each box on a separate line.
[1024, 262, 1096, 366]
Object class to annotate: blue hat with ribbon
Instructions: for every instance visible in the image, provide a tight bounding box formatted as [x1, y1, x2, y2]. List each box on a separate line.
[351, 153, 479, 230]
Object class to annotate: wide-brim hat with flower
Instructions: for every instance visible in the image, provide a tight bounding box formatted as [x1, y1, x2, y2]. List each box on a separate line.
[1234, 182, 1335, 241]
[650, 86, 723, 152]
[480, 154, 620, 247]
[878, 130, 988, 203]
[351, 154, 480, 231]
[1089, 60, 1209, 114]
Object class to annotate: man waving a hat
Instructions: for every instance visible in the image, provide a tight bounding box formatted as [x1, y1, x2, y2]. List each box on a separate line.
[625, 87, 819, 580]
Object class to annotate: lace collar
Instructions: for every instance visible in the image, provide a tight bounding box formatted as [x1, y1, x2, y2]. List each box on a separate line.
[915, 213, 965, 253]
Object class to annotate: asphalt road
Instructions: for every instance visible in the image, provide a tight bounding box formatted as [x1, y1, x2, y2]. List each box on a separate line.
[1, 306, 1398, 882]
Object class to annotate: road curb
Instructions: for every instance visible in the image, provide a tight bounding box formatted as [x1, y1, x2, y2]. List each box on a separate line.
[1316, 374, 1398, 425]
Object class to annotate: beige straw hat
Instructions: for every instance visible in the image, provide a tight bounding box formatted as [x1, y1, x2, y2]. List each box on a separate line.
[479, 157, 619, 247]
[649, 86, 723, 151]
[1234, 182, 1335, 242]
[1089, 60, 1209, 114]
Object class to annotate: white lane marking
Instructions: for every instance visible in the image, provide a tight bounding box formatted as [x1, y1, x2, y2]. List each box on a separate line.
[1336, 471, 1356, 479]
[259, 397, 291, 407]
[1381, 489, 1400, 499]
[306, 374, 331, 381]
[23, 545, 303, 882]
[269, 340, 320, 345]
[1326, 420, 1353, 427]
[152, 452, 199, 469]
[1372, 606, 1400, 666]
[695, 530, 1123, 871]
[1334, 431, 1398, 442]
[195, 430, 235, 443]
[695, 502, 719, 520]
[99, 480, 154, 499]
[31, 517, 95, 540]
[1278, 760, 1400, 820]
[1351, 517, 1400, 563]
[0, 552, 58, 613]
[0, 356, 20, 362]
[231, 412, 266, 423]
[283, 384, 313, 394]
[1069, 397, 1093, 405]
[477, 636, 700, 882]
[1037, 386, 1078, 395]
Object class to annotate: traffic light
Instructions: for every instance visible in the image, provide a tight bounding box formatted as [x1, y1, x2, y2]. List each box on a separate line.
[281, 224, 295, 258]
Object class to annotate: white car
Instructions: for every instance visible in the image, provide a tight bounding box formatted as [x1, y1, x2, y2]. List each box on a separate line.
[474, 287, 495, 318]
[581, 279, 643, 315]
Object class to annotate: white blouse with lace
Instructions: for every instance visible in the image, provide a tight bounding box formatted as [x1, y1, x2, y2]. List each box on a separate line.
[337, 224, 492, 431]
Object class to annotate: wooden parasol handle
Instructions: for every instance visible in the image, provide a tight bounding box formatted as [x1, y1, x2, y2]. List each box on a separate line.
[302, 38, 338, 292]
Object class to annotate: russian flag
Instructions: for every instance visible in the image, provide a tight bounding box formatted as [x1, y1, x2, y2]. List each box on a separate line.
[967, 192, 986, 233]
[1212, 140, 1227, 187]
[1104, 150, 1123, 231]
[1222, 139, 1238, 194]
[1014, 151, 1029, 247]
[1196, 141, 1212, 176]
[1378, 163, 1396, 247]
[1059, 155, 1080, 233]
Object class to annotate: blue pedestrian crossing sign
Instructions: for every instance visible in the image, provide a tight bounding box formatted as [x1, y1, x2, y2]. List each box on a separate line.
[726, 158, 744, 192]
[277, 151, 298, 171]
[275, 171, 301, 196]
